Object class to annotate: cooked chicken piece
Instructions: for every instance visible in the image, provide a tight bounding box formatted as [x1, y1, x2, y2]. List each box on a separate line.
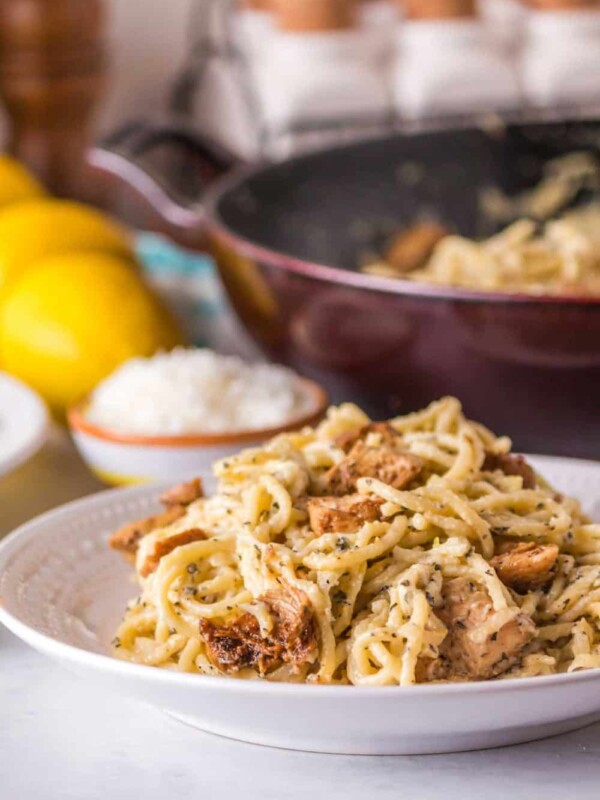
[419, 577, 536, 682]
[199, 584, 317, 676]
[385, 222, 449, 274]
[414, 655, 467, 684]
[323, 440, 422, 495]
[109, 506, 187, 562]
[159, 478, 204, 507]
[308, 494, 382, 536]
[483, 452, 536, 490]
[491, 541, 559, 594]
[199, 612, 273, 674]
[262, 585, 318, 667]
[110, 479, 204, 562]
[138, 528, 208, 578]
[334, 422, 399, 454]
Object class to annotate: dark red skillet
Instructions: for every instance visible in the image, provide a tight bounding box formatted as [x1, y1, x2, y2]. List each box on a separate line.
[89, 119, 600, 458]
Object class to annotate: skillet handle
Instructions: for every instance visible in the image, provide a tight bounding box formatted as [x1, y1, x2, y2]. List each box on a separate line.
[87, 122, 241, 250]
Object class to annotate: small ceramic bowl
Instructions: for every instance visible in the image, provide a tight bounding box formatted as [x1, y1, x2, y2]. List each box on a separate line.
[67, 378, 328, 486]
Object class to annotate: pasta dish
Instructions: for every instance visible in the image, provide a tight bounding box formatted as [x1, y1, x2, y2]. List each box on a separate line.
[363, 153, 600, 295]
[364, 207, 600, 296]
[110, 398, 600, 685]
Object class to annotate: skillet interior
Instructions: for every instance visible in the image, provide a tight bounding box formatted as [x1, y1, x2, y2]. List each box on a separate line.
[217, 119, 600, 272]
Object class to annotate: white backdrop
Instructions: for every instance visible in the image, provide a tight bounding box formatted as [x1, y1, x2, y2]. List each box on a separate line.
[101, 0, 195, 132]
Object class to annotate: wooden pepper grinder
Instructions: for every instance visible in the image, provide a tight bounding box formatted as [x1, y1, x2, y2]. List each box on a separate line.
[0, 0, 107, 198]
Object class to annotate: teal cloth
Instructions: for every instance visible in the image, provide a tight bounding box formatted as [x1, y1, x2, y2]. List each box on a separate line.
[135, 232, 225, 346]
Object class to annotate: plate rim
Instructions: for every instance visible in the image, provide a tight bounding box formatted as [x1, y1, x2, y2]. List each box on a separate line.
[1, 453, 600, 699]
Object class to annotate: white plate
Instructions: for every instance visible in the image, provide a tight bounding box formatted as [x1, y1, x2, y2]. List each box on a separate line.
[1, 455, 599, 755]
[0, 372, 48, 479]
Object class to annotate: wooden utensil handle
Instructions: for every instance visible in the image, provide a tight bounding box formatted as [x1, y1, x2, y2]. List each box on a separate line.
[0, 0, 107, 198]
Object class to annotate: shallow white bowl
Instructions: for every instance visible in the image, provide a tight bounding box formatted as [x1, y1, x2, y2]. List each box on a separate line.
[1, 455, 599, 755]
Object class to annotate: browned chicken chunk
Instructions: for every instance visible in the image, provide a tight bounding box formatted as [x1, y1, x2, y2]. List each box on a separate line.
[483, 453, 536, 490]
[262, 586, 318, 667]
[324, 440, 422, 495]
[308, 494, 382, 536]
[419, 577, 536, 682]
[384, 222, 449, 274]
[109, 478, 204, 562]
[199, 613, 272, 674]
[199, 584, 317, 675]
[334, 422, 399, 454]
[139, 528, 208, 578]
[159, 478, 204, 508]
[109, 506, 187, 562]
[490, 541, 559, 594]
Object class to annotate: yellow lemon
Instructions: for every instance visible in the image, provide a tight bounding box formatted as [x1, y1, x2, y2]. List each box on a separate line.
[0, 198, 134, 302]
[0, 155, 46, 209]
[0, 252, 185, 414]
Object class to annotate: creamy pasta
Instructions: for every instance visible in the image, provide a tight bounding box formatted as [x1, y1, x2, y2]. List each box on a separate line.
[405, 209, 600, 295]
[363, 152, 600, 295]
[364, 208, 600, 295]
[111, 398, 600, 685]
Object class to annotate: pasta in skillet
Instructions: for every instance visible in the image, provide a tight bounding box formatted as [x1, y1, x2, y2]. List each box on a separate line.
[406, 210, 600, 295]
[363, 153, 600, 295]
[110, 397, 600, 685]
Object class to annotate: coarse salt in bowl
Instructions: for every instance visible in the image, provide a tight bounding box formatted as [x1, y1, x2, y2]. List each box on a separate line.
[68, 349, 328, 486]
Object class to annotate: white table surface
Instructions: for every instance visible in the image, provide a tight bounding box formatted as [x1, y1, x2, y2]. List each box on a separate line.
[3, 431, 600, 800]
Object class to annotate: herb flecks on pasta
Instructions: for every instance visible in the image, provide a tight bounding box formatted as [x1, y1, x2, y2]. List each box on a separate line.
[110, 398, 600, 685]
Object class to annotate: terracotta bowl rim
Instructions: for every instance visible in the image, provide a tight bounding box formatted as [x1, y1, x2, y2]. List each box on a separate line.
[67, 377, 329, 448]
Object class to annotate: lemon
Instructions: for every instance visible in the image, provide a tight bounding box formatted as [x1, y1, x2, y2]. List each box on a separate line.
[0, 198, 134, 302]
[0, 252, 184, 414]
[0, 155, 46, 209]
